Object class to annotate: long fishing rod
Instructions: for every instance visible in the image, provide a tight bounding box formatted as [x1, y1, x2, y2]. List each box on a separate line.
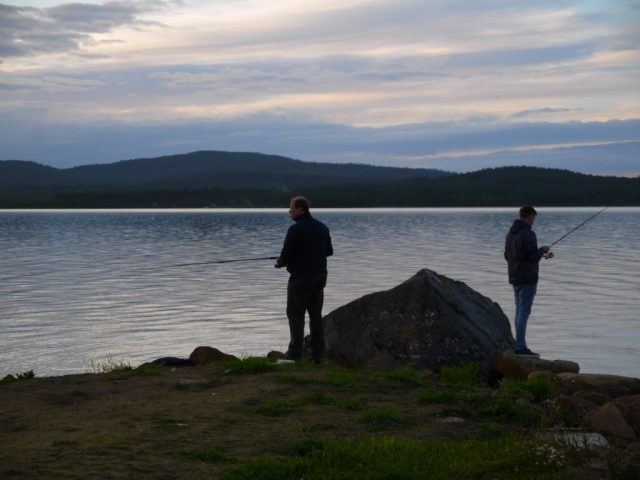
[549, 206, 608, 248]
[145, 255, 278, 271]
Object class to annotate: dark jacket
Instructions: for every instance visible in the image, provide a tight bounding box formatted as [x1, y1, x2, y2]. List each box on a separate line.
[279, 212, 333, 278]
[504, 219, 545, 285]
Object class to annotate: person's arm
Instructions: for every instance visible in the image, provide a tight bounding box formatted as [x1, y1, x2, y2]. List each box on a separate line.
[326, 232, 333, 258]
[524, 231, 547, 263]
[277, 227, 295, 267]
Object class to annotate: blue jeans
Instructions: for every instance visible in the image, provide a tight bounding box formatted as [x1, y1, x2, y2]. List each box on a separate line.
[513, 284, 537, 350]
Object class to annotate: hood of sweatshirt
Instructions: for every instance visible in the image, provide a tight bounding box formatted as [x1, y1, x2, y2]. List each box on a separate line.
[509, 219, 530, 235]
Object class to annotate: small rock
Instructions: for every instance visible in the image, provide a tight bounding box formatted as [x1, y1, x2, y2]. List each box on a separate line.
[176, 379, 208, 387]
[438, 416, 465, 424]
[494, 351, 579, 381]
[151, 357, 194, 366]
[267, 350, 286, 360]
[618, 442, 640, 480]
[276, 359, 295, 365]
[553, 395, 598, 425]
[189, 346, 238, 365]
[612, 394, 640, 436]
[545, 431, 609, 450]
[557, 373, 640, 398]
[584, 402, 636, 441]
[573, 390, 610, 406]
[528, 370, 558, 382]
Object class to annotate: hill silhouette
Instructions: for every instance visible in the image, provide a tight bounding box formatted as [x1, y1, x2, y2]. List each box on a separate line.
[0, 151, 446, 189]
[1, 152, 638, 207]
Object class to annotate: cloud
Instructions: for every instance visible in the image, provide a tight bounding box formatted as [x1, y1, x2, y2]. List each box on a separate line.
[511, 107, 576, 118]
[0, 1, 637, 176]
[0, 1, 173, 58]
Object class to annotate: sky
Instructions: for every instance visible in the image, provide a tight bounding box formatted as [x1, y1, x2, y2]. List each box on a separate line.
[0, 0, 639, 175]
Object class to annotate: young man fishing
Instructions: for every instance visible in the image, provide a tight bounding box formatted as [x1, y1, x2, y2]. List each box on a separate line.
[504, 205, 551, 357]
[276, 196, 333, 364]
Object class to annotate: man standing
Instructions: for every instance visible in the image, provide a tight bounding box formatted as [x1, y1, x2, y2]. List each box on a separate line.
[504, 206, 551, 357]
[276, 196, 333, 363]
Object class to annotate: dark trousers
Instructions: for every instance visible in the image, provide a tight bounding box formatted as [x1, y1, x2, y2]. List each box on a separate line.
[286, 273, 327, 360]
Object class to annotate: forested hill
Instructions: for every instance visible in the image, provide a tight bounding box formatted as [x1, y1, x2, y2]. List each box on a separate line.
[0, 151, 446, 190]
[1, 154, 638, 207]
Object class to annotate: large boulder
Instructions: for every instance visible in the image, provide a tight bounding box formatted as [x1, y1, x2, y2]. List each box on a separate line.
[323, 268, 515, 376]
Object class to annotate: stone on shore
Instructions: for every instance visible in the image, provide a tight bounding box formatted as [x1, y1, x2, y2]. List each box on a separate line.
[323, 268, 515, 376]
[557, 373, 640, 398]
[189, 346, 238, 365]
[613, 395, 640, 436]
[584, 402, 637, 441]
[151, 357, 195, 366]
[493, 350, 579, 380]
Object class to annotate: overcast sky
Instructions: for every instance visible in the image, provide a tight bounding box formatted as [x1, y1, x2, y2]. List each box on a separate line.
[1, 0, 638, 175]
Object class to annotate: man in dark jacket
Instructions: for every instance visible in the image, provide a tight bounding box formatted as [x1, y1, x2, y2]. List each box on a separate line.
[504, 206, 551, 357]
[276, 196, 333, 363]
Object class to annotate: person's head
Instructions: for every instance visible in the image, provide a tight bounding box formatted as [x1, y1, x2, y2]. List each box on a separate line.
[519, 205, 537, 225]
[289, 196, 310, 220]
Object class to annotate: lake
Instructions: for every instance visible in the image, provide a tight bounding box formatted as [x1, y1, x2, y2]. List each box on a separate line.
[1, 208, 638, 378]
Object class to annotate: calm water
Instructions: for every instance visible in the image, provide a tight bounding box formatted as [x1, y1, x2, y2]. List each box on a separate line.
[1, 208, 638, 378]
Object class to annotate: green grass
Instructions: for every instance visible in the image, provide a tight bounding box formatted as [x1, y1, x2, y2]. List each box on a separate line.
[276, 367, 372, 391]
[357, 406, 409, 429]
[438, 363, 480, 389]
[302, 421, 337, 433]
[180, 446, 227, 463]
[222, 435, 570, 480]
[88, 357, 133, 374]
[1, 370, 35, 385]
[147, 412, 189, 431]
[338, 395, 368, 411]
[253, 399, 296, 416]
[383, 366, 427, 386]
[499, 377, 557, 403]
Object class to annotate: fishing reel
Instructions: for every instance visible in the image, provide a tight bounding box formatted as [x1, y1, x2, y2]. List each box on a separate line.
[544, 251, 555, 260]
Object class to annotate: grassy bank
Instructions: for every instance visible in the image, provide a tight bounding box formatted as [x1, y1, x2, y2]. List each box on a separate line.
[0, 358, 622, 479]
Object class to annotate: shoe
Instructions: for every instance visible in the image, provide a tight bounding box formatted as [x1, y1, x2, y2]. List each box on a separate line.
[284, 351, 302, 361]
[309, 356, 321, 365]
[515, 348, 540, 358]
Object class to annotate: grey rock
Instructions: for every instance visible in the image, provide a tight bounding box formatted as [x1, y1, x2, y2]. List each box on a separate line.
[323, 268, 515, 377]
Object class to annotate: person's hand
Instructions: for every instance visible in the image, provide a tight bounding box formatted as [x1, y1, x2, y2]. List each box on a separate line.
[542, 245, 551, 253]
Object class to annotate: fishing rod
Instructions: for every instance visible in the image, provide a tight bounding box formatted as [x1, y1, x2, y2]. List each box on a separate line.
[144, 255, 279, 271]
[549, 206, 608, 248]
[544, 206, 608, 258]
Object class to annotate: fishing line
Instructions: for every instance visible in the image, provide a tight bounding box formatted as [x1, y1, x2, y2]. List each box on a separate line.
[549, 207, 608, 248]
[543, 206, 608, 259]
[0, 255, 279, 282]
[141, 255, 279, 272]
